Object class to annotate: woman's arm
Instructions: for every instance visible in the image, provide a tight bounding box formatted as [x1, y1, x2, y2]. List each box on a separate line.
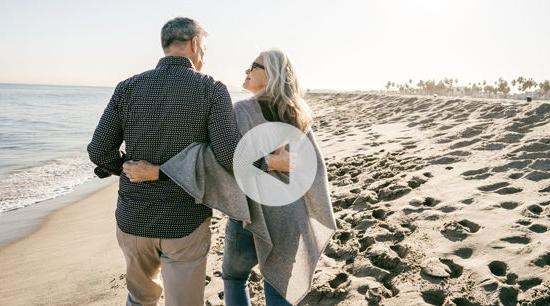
[123, 148, 291, 183]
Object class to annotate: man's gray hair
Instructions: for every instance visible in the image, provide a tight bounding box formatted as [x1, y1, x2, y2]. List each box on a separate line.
[161, 17, 207, 49]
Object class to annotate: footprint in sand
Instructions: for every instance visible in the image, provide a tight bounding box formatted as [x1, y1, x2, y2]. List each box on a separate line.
[532, 252, 550, 268]
[527, 224, 548, 233]
[429, 155, 462, 165]
[494, 132, 524, 144]
[328, 272, 350, 289]
[499, 285, 519, 306]
[474, 142, 507, 151]
[440, 219, 481, 241]
[406, 175, 427, 189]
[453, 247, 474, 259]
[404, 197, 442, 215]
[409, 197, 441, 207]
[450, 138, 482, 150]
[421, 288, 446, 306]
[461, 167, 492, 180]
[437, 205, 458, 213]
[458, 125, 486, 138]
[500, 201, 520, 210]
[508, 172, 524, 179]
[518, 277, 543, 292]
[478, 181, 509, 191]
[452, 296, 486, 306]
[515, 219, 532, 226]
[495, 186, 523, 194]
[421, 257, 463, 279]
[389, 243, 409, 259]
[478, 182, 522, 194]
[492, 160, 531, 173]
[524, 171, 550, 182]
[488, 260, 508, 277]
[481, 279, 499, 292]
[447, 150, 472, 157]
[499, 235, 531, 244]
[530, 159, 550, 171]
[435, 136, 456, 144]
[367, 244, 403, 272]
[522, 204, 543, 218]
[512, 141, 550, 154]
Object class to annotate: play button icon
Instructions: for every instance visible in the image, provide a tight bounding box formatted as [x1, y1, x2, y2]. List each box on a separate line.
[233, 122, 318, 207]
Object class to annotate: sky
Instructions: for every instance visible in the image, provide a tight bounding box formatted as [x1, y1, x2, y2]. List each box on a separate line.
[1, 0, 549, 91]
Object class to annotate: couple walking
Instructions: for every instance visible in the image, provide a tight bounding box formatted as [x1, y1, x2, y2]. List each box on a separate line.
[88, 17, 336, 306]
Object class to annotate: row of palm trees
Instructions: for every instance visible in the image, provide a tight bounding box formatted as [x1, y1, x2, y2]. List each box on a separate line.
[384, 77, 550, 99]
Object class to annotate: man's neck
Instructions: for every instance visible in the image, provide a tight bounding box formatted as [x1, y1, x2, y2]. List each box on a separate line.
[163, 52, 196, 70]
[165, 53, 188, 58]
[164, 46, 189, 57]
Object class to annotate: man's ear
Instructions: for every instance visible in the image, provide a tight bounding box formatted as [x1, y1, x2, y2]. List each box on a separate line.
[190, 36, 199, 54]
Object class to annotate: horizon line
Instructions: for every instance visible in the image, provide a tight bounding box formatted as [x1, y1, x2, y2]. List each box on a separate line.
[0, 81, 362, 93]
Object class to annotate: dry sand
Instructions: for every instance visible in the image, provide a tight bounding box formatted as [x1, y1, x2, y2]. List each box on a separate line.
[1, 93, 549, 305]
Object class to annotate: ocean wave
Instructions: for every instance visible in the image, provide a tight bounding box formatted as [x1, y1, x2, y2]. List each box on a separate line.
[0, 155, 96, 213]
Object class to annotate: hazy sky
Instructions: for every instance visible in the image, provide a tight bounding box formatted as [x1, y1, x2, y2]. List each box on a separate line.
[1, 0, 549, 90]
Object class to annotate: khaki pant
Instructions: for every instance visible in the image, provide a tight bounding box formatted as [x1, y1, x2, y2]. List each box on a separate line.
[116, 218, 211, 306]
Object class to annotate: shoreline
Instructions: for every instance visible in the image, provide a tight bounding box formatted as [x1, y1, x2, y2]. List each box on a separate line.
[0, 176, 117, 249]
[0, 179, 127, 306]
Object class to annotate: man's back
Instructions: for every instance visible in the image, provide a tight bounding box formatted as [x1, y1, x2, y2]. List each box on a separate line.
[88, 56, 240, 238]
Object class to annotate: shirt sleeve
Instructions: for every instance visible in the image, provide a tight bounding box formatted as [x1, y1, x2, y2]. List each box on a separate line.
[87, 80, 127, 174]
[207, 82, 241, 171]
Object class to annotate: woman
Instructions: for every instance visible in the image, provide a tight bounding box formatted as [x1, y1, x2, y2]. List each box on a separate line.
[124, 49, 335, 306]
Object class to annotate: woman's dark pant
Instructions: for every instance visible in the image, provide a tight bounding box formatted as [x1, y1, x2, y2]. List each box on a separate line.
[222, 218, 292, 306]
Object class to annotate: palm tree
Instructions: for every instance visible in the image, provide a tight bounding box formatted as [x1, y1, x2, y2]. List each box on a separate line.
[523, 78, 537, 92]
[472, 83, 481, 95]
[497, 78, 510, 97]
[445, 78, 454, 95]
[484, 84, 495, 97]
[515, 76, 526, 93]
[417, 80, 425, 94]
[539, 80, 550, 98]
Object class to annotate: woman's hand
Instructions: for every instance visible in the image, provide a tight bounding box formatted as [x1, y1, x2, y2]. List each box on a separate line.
[122, 160, 160, 183]
[266, 147, 293, 172]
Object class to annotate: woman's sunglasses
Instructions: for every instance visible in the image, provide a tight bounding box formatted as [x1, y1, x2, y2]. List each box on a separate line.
[249, 62, 265, 71]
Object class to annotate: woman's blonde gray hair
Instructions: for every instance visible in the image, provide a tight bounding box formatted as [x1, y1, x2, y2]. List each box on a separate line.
[256, 49, 312, 131]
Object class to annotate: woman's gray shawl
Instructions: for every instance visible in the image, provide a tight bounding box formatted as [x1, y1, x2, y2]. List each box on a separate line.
[160, 98, 336, 305]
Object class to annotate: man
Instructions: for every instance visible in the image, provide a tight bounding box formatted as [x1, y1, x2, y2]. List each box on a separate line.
[88, 17, 240, 306]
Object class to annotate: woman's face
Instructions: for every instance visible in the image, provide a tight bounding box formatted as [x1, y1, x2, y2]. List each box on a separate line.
[243, 56, 268, 94]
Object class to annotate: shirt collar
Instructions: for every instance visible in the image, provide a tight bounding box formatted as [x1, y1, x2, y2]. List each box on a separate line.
[156, 56, 194, 69]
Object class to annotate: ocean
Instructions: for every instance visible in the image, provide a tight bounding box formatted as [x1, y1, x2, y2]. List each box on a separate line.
[0, 83, 250, 213]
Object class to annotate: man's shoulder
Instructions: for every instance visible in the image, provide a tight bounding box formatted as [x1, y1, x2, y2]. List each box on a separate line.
[115, 67, 228, 98]
[114, 69, 156, 90]
[191, 70, 228, 92]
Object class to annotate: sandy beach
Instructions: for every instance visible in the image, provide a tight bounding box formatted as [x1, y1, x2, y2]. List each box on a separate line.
[1, 93, 549, 305]
[0, 183, 127, 305]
